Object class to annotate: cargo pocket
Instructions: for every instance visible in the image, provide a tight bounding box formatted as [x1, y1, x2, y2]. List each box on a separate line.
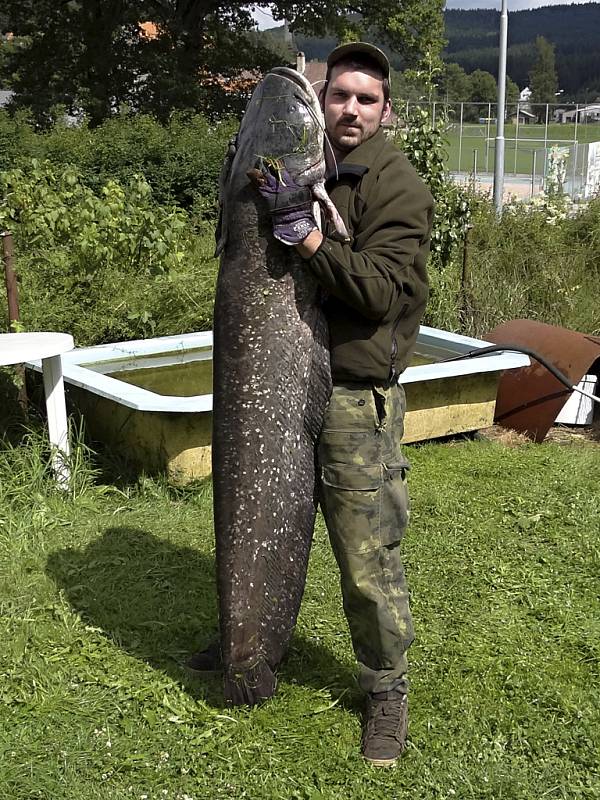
[320, 460, 411, 553]
[320, 463, 384, 554]
[379, 461, 411, 545]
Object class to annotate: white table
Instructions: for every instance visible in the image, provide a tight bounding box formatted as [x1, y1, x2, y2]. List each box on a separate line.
[0, 332, 74, 484]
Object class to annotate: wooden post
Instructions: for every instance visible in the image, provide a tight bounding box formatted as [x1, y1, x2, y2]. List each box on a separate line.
[2, 231, 28, 413]
[2, 231, 20, 329]
[459, 224, 474, 332]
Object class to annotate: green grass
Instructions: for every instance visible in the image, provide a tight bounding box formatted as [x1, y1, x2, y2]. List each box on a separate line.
[444, 122, 600, 175]
[1, 431, 599, 799]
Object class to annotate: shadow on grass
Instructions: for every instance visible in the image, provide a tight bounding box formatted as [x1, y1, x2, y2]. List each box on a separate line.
[46, 525, 357, 711]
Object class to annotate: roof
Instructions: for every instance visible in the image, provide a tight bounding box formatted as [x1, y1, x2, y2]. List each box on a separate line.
[139, 21, 159, 40]
[0, 90, 14, 108]
[303, 61, 327, 93]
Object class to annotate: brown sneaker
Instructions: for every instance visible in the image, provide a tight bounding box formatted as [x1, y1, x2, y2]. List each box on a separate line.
[361, 690, 408, 767]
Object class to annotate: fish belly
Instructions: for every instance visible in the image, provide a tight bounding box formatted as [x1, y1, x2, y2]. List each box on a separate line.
[212, 190, 331, 705]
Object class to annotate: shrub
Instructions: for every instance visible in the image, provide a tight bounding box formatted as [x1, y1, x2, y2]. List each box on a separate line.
[429, 194, 600, 337]
[0, 160, 219, 345]
[0, 110, 236, 219]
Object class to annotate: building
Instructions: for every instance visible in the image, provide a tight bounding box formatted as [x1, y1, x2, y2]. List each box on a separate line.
[511, 108, 536, 125]
[556, 104, 600, 123]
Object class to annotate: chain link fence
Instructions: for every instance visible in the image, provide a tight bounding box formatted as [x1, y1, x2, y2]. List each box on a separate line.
[397, 100, 600, 200]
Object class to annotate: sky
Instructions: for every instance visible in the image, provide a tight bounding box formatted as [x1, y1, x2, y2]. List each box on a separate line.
[445, 0, 595, 8]
[252, 0, 597, 27]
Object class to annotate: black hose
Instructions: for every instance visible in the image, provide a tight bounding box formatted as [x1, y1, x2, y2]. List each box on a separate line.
[440, 344, 580, 394]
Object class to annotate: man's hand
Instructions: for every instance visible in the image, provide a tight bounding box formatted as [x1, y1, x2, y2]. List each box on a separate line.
[248, 159, 319, 246]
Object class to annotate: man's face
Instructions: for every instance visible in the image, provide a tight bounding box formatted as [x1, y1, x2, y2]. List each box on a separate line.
[323, 63, 391, 154]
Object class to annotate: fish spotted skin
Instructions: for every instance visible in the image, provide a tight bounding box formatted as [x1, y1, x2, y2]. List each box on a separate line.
[213, 68, 333, 705]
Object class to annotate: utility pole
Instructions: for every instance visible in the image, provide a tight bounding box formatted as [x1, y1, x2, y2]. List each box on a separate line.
[493, 0, 508, 215]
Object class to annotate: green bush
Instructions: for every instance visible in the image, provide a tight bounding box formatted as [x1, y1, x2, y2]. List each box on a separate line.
[0, 110, 236, 218]
[0, 160, 218, 345]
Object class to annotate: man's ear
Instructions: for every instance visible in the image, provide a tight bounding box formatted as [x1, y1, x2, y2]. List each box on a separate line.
[381, 100, 392, 124]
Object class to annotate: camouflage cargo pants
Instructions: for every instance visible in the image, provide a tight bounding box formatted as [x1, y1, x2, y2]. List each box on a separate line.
[317, 380, 414, 694]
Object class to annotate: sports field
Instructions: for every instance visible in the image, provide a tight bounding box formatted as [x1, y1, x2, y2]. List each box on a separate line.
[445, 121, 600, 176]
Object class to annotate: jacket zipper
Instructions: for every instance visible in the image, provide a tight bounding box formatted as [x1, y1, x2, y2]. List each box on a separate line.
[390, 303, 410, 382]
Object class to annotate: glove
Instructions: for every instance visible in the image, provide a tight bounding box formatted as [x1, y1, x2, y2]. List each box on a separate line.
[249, 159, 319, 246]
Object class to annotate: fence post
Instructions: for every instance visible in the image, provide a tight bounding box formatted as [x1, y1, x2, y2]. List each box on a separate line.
[458, 103, 464, 174]
[485, 103, 492, 172]
[2, 231, 19, 329]
[542, 104, 550, 180]
[514, 101, 520, 175]
[531, 150, 537, 198]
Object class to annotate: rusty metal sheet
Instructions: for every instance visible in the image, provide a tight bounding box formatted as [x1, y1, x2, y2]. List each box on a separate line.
[486, 319, 600, 442]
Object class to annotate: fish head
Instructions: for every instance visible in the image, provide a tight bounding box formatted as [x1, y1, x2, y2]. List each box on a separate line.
[242, 67, 326, 188]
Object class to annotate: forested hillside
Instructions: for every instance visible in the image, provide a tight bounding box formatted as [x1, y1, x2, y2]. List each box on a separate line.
[445, 3, 600, 98]
[282, 3, 600, 100]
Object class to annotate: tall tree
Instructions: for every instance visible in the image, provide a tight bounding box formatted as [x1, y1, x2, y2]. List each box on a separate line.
[528, 35, 558, 107]
[438, 62, 470, 102]
[2, 0, 445, 126]
[468, 69, 497, 104]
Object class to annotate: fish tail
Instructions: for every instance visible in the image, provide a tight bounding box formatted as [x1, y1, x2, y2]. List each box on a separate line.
[224, 659, 277, 706]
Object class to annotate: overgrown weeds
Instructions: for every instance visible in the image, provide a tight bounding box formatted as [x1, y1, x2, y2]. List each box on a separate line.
[424, 194, 600, 337]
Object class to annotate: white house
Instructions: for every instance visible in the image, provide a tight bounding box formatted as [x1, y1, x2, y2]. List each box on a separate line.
[556, 104, 600, 123]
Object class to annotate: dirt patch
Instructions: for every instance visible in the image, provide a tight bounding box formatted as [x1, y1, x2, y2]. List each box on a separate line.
[480, 421, 600, 446]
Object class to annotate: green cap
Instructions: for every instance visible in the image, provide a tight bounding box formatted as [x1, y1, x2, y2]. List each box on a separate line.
[326, 42, 390, 80]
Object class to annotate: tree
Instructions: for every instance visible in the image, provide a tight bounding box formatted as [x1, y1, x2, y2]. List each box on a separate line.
[438, 62, 470, 102]
[2, 1, 285, 125]
[529, 35, 558, 107]
[2, 0, 446, 126]
[506, 77, 519, 105]
[468, 69, 497, 104]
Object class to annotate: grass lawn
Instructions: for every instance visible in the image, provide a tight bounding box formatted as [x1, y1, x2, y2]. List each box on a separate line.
[444, 122, 600, 176]
[1, 430, 599, 799]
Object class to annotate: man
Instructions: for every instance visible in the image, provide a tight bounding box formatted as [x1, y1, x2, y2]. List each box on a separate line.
[192, 42, 433, 767]
[258, 42, 434, 766]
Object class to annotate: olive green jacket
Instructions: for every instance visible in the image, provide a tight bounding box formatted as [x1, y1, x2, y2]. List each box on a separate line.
[309, 128, 434, 383]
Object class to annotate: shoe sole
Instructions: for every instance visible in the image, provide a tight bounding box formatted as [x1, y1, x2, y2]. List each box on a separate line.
[363, 755, 398, 767]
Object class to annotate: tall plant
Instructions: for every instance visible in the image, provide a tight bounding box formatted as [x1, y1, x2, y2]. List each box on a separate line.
[393, 104, 471, 270]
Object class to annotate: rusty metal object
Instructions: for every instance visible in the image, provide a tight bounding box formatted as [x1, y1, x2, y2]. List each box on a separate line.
[486, 319, 600, 442]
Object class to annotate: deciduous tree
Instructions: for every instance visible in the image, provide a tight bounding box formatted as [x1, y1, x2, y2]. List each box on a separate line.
[2, 0, 445, 126]
[529, 35, 558, 107]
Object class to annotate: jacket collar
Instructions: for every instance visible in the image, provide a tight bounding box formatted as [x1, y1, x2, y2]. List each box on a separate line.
[325, 127, 385, 183]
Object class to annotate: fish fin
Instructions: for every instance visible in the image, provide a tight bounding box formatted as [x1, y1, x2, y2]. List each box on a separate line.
[312, 182, 351, 242]
[215, 133, 239, 255]
[224, 659, 277, 706]
[214, 207, 225, 257]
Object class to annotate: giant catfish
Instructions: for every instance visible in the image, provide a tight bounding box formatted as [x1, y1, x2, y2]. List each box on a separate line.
[212, 67, 348, 705]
